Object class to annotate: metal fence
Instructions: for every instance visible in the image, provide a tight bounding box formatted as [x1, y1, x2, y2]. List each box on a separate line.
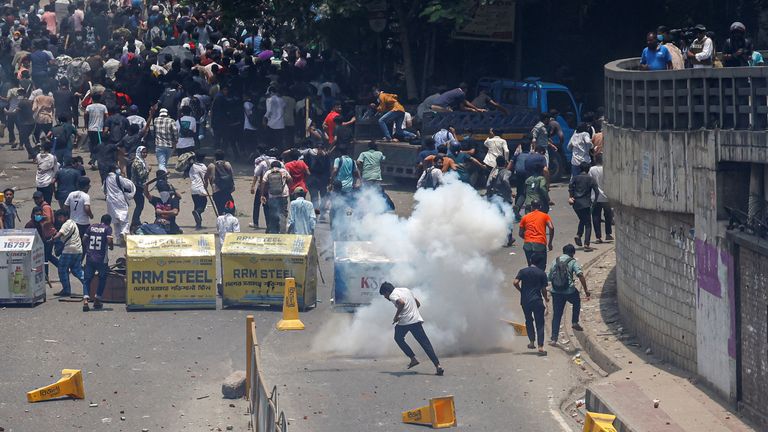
[604, 57, 768, 131]
[246, 316, 287, 432]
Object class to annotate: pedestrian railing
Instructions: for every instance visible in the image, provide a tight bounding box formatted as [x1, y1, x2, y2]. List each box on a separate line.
[246, 315, 287, 432]
[604, 55, 768, 131]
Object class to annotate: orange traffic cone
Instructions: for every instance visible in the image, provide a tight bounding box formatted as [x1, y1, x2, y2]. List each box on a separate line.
[27, 369, 85, 402]
[276, 278, 305, 331]
[402, 396, 457, 428]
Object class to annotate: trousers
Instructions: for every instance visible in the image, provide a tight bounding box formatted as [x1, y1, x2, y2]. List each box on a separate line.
[550, 291, 581, 342]
[394, 322, 440, 366]
[522, 301, 546, 346]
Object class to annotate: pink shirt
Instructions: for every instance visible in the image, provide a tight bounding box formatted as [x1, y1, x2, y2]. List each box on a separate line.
[41, 12, 57, 35]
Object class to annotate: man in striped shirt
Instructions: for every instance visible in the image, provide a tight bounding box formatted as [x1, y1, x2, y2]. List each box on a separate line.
[152, 108, 178, 172]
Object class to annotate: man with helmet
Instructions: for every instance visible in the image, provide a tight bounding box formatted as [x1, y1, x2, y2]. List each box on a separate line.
[722, 22, 754, 67]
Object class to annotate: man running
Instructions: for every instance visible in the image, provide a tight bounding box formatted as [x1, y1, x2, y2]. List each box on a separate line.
[379, 282, 444, 376]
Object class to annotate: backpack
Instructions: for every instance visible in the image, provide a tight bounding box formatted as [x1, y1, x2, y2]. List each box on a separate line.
[160, 87, 179, 115]
[266, 169, 286, 196]
[421, 167, 436, 190]
[550, 257, 575, 293]
[214, 161, 235, 193]
[175, 151, 196, 172]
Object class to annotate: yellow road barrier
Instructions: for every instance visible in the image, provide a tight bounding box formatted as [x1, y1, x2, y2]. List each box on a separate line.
[27, 369, 85, 402]
[583, 412, 618, 432]
[402, 395, 457, 428]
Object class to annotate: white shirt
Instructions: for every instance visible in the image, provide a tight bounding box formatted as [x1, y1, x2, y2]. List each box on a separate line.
[243, 101, 257, 130]
[127, 114, 147, 130]
[389, 287, 424, 326]
[589, 165, 608, 203]
[189, 162, 207, 195]
[35, 153, 58, 187]
[568, 132, 592, 166]
[693, 37, 714, 68]
[216, 213, 240, 244]
[65, 191, 92, 224]
[176, 115, 197, 149]
[86, 103, 108, 131]
[265, 95, 286, 129]
[103, 58, 121, 81]
[59, 219, 83, 255]
[483, 136, 509, 167]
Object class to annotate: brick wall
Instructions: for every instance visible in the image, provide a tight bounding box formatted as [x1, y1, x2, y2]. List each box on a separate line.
[737, 246, 768, 425]
[614, 205, 698, 373]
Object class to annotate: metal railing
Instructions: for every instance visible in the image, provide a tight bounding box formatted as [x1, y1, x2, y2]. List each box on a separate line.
[604, 56, 768, 131]
[246, 315, 287, 432]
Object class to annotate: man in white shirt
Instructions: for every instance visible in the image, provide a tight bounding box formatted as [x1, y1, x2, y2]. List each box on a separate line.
[260, 160, 292, 234]
[264, 87, 286, 150]
[84, 93, 108, 167]
[64, 177, 94, 239]
[243, 94, 259, 150]
[483, 129, 509, 168]
[379, 282, 444, 376]
[50, 209, 85, 297]
[126, 105, 147, 130]
[588, 154, 613, 243]
[176, 105, 198, 154]
[189, 153, 209, 229]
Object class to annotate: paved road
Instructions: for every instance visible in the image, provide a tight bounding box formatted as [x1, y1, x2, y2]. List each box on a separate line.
[0, 143, 608, 431]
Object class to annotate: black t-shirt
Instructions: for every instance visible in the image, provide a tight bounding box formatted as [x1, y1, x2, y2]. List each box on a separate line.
[54, 167, 82, 201]
[515, 266, 548, 306]
[53, 88, 77, 118]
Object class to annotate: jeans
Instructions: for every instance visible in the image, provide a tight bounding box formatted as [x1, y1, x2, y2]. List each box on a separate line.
[550, 291, 581, 342]
[523, 243, 547, 271]
[307, 181, 329, 214]
[574, 206, 592, 245]
[83, 261, 108, 299]
[5, 111, 17, 143]
[513, 173, 526, 219]
[522, 301, 546, 347]
[53, 148, 72, 164]
[58, 253, 85, 295]
[43, 241, 59, 279]
[155, 146, 173, 172]
[570, 164, 582, 182]
[592, 202, 613, 239]
[394, 322, 440, 366]
[37, 184, 54, 207]
[33, 123, 52, 144]
[87, 131, 101, 163]
[18, 123, 35, 159]
[212, 190, 233, 215]
[378, 110, 405, 140]
[192, 194, 207, 214]
[266, 196, 288, 234]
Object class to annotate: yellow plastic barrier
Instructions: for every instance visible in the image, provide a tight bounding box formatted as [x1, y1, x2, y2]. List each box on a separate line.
[402, 396, 457, 428]
[276, 278, 305, 331]
[27, 369, 85, 402]
[583, 412, 618, 432]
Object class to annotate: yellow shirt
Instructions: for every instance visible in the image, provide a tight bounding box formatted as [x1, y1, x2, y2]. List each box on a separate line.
[377, 92, 404, 113]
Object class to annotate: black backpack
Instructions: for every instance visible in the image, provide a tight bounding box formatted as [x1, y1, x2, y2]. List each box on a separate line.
[214, 161, 235, 193]
[421, 167, 436, 190]
[551, 257, 575, 293]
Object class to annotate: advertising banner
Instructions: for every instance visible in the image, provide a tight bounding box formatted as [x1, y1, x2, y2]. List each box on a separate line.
[453, 1, 516, 43]
[333, 241, 395, 309]
[126, 234, 217, 310]
[221, 234, 317, 309]
[0, 229, 45, 305]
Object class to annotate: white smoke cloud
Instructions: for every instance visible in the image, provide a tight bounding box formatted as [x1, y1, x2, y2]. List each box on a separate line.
[311, 175, 517, 358]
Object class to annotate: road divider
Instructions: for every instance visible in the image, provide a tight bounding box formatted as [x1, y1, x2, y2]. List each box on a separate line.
[402, 395, 457, 428]
[27, 369, 85, 402]
[245, 315, 287, 432]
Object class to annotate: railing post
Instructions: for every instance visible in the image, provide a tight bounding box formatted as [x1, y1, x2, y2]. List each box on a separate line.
[246, 315, 254, 400]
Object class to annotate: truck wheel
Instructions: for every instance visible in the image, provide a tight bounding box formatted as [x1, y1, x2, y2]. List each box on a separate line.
[548, 151, 567, 183]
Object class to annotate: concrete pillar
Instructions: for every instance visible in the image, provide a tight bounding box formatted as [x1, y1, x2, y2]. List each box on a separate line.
[748, 163, 764, 222]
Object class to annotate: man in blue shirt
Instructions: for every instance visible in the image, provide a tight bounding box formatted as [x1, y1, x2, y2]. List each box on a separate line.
[288, 187, 316, 235]
[640, 32, 672, 71]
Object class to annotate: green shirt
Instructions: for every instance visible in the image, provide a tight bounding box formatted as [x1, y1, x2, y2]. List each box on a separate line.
[547, 254, 583, 295]
[524, 175, 549, 207]
[357, 149, 386, 181]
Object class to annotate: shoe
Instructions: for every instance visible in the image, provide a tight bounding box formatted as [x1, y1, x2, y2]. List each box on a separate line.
[572, 323, 584, 331]
[594, 238, 603, 244]
[53, 290, 70, 296]
[82, 301, 89, 312]
[548, 340, 558, 347]
[583, 246, 594, 252]
[436, 366, 444, 376]
[574, 236, 583, 247]
[407, 358, 420, 369]
[606, 235, 614, 241]
[248, 222, 259, 229]
[537, 350, 548, 357]
[527, 342, 536, 349]
[192, 210, 202, 227]
[94, 298, 103, 310]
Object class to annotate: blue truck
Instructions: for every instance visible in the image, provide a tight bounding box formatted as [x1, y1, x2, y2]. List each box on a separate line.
[354, 77, 583, 181]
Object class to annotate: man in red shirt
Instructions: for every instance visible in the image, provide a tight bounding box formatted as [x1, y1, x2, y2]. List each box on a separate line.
[519, 200, 555, 270]
[323, 102, 355, 146]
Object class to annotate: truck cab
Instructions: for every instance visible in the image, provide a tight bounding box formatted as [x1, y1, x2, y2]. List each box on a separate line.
[478, 77, 582, 179]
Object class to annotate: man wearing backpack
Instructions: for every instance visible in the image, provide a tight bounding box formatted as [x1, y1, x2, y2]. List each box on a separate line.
[416, 155, 444, 190]
[206, 149, 235, 215]
[260, 160, 292, 234]
[548, 244, 591, 346]
[328, 147, 360, 229]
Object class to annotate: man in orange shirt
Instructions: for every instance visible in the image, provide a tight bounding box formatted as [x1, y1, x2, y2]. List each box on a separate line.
[323, 102, 355, 146]
[519, 200, 555, 270]
[372, 87, 405, 142]
[423, 145, 458, 173]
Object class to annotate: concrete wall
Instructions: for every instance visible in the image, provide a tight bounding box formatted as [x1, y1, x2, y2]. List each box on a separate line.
[613, 206, 698, 372]
[605, 124, 738, 400]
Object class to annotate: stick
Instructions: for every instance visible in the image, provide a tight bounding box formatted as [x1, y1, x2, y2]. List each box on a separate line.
[315, 252, 325, 285]
[206, 188, 218, 217]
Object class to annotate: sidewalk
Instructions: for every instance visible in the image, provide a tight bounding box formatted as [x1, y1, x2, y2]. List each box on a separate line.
[566, 247, 756, 432]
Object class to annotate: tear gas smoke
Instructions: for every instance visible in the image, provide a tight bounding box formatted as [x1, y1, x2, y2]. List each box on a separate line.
[312, 175, 516, 357]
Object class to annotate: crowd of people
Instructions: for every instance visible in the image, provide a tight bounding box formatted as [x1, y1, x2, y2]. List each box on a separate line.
[640, 21, 762, 71]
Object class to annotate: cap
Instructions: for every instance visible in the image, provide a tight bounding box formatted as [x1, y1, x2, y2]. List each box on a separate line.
[730, 22, 746, 32]
[694, 24, 707, 32]
[293, 186, 305, 195]
[151, 5, 159, 11]
[159, 108, 169, 116]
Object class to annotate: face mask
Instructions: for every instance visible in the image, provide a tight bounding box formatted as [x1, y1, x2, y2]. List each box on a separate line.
[657, 34, 664, 42]
[34, 215, 43, 222]
[159, 191, 171, 203]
